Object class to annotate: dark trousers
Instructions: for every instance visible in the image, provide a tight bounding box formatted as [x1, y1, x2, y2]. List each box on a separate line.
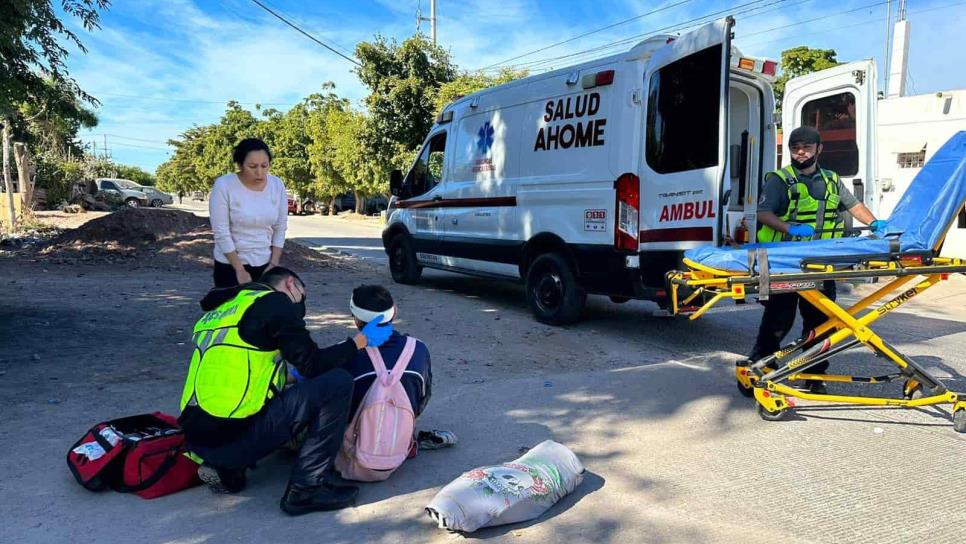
[188, 369, 353, 487]
[750, 280, 837, 375]
[213, 260, 268, 288]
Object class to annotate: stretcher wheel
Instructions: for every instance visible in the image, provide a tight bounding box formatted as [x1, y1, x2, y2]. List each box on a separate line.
[757, 403, 788, 422]
[954, 410, 966, 434]
[902, 380, 925, 401]
[737, 380, 754, 398]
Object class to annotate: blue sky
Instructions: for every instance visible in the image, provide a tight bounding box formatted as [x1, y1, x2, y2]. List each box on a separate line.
[61, 0, 966, 173]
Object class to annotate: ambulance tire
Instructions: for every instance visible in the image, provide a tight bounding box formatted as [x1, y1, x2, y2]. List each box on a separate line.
[526, 253, 584, 325]
[389, 234, 422, 284]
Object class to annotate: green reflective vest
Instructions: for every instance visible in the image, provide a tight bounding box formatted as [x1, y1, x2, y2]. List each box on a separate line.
[179, 289, 287, 419]
[758, 165, 844, 242]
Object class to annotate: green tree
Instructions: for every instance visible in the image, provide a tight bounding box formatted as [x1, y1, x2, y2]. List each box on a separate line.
[774, 46, 839, 114]
[434, 68, 528, 113]
[355, 34, 457, 169]
[114, 164, 155, 186]
[1, 0, 110, 115]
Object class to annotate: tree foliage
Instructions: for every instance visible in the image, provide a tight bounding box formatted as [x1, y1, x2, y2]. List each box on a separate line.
[774, 46, 839, 112]
[1, 0, 110, 115]
[435, 68, 529, 113]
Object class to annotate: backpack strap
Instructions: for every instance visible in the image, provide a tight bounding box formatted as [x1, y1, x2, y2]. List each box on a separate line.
[365, 337, 417, 387]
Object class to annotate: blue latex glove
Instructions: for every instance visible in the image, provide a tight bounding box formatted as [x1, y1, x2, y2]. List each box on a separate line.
[289, 365, 305, 383]
[870, 219, 888, 234]
[787, 223, 815, 239]
[360, 315, 393, 348]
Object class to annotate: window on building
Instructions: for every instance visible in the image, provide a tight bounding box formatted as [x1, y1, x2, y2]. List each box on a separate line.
[958, 205, 966, 229]
[645, 44, 722, 174]
[897, 150, 926, 168]
[800, 92, 859, 176]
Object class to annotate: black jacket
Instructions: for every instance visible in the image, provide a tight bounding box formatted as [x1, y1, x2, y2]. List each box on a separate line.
[179, 283, 357, 447]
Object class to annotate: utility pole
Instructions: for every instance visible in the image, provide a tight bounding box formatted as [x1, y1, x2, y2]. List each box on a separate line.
[2, 119, 16, 231]
[418, 0, 437, 45]
[887, 0, 910, 98]
[103, 134, 108, 160]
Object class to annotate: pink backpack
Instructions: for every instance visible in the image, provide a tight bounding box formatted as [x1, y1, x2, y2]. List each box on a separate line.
[336, 337, 417, 481]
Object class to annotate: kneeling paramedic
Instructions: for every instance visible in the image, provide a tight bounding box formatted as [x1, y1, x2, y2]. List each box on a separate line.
[177, 267, 393, 515]
[749, 126, 887, 394]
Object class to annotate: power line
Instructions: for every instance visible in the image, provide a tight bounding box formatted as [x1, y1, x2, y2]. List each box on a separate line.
[496, 0, 790, 73]
[739, 0, 891, 39]
[79, 133, 171, 145]
[738, 0, 966, 48]
[89, 91, 298, 107]
[475, 0, 694, 71]
[248, 0, 360, 66]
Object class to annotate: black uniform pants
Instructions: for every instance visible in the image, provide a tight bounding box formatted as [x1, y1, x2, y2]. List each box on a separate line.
[213, 260, 268, 288]
[750, 280, 837, 376]
[188, 369, 353, 487]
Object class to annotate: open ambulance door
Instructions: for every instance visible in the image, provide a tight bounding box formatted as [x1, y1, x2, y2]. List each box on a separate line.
[781, 60, 878, 220]
[638, 17, 733, 251]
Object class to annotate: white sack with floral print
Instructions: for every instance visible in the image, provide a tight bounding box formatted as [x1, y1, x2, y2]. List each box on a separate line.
[425, 440, 585, 532]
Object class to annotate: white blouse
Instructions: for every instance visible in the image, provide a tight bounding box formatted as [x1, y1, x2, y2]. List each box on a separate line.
[209, 173, 288, 266]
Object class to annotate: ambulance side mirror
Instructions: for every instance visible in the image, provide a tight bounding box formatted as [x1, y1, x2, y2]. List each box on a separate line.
[389, 169, 403, 196]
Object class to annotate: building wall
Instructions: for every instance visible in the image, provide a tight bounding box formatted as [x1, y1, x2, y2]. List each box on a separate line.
[876, 90, 966, 256]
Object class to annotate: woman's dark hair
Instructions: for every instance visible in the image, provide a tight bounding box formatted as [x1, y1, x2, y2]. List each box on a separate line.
[232, 138, 272, 166]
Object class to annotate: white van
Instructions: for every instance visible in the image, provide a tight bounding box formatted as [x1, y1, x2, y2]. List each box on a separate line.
[382, 17, 878, 324]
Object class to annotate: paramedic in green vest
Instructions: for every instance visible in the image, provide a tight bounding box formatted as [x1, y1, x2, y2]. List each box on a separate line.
[177, 266, 393, 515]
[748, 126, 887, 394]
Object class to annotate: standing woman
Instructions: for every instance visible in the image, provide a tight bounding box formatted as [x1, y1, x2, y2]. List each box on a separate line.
[209, 138, 288, 287]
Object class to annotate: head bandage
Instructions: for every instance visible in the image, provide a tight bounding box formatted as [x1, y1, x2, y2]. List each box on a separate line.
[349, 297, 396, 324]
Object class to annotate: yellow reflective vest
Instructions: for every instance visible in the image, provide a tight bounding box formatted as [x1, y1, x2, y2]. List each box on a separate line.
[758, 165, 844, 242]
[179, 289, 287, 419]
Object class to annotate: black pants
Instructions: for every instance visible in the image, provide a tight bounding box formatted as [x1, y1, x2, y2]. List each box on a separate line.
[213, 260, 268, 288]
[750, 280, 837, 375]
[188, 369, 353, 487]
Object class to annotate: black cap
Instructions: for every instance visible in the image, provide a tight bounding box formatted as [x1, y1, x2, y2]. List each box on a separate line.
[788, 126, 821, 146]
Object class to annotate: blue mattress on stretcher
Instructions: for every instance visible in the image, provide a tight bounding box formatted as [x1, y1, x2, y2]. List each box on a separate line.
[684, 131, 966, 274]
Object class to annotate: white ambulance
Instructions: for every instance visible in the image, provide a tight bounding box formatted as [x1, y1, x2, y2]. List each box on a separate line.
[382, 17, 878, 324]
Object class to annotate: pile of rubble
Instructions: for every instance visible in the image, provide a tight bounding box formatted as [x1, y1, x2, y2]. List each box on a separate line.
[27, 208, 349, 270]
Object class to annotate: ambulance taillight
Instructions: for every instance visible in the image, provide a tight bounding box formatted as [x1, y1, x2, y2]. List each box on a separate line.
[614, 173, 640, 252]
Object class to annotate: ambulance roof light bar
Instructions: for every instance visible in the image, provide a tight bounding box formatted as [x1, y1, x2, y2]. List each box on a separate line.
[730, 55, 778, 80]
[581, 69, 615, 90]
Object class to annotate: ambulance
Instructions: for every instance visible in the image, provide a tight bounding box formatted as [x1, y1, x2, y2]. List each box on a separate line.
[382, 17, 878, 324]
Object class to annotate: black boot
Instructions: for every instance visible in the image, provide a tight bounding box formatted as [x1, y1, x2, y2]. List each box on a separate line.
[280, 482, 359, 515]
[198, 464, 247, 494]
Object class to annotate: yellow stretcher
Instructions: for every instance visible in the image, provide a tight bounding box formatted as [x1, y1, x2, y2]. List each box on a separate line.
[667, 248, 966, 433]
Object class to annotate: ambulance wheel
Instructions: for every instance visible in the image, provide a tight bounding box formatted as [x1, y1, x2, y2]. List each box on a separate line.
[953, 409, 966, 433]
[389, 234, 422, 284]
[609, 295, 630, 304]
[526, 253, 584, 325]
[757, 403, 787, 422]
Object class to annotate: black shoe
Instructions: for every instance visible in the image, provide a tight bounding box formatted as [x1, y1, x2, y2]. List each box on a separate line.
[198, 464, 247, 494]
[806, 380, 828, 395]
[280, 482, 359, 515]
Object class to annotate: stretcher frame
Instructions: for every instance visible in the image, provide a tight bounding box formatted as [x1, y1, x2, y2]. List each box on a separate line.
[667, 246, 966, 433]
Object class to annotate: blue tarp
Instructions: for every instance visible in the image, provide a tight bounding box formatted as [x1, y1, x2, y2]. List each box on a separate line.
[685, 131, 966, 274]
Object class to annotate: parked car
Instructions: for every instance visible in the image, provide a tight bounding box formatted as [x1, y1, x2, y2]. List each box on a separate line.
[135, 186, 174, 207]
[191, 191, 206, 201]
[94, 178, 149, 208]
[365, 195, 389, 215]
[287, 194, 321, 215]
[330, 193, 356, 214]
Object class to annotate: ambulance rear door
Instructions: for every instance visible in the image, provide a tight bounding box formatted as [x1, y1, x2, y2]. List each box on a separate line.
[782, 60, 878, 215]
[639, 17, 734, 250]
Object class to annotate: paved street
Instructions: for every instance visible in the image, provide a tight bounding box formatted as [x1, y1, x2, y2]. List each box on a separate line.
[9, 202, 960, 543]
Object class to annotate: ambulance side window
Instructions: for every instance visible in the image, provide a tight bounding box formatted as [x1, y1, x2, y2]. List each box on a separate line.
[800, 92, 858, 176]
[405, 132, 447, 198]
[645, 44, 722, 174]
